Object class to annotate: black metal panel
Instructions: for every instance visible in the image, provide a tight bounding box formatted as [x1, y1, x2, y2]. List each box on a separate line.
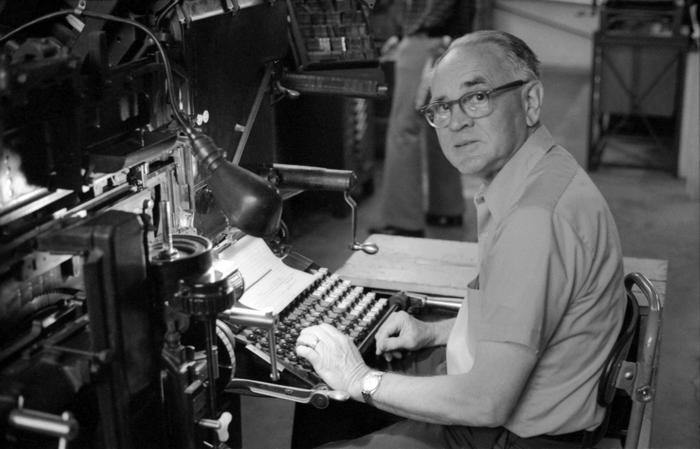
[184, 2, 290, 169]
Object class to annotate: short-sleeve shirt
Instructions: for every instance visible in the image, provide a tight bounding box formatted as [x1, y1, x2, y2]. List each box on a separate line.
[445, 125, 625, 437]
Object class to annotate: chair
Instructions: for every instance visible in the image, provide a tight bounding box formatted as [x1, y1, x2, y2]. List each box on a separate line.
[588, 272, 663, 449]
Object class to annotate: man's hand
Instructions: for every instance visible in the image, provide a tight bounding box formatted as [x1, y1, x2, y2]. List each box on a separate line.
[296, 324, 370, 401]
[415, 36, 453, 110]
[373, 311, 433, 361]
[379, 35, 400, 62]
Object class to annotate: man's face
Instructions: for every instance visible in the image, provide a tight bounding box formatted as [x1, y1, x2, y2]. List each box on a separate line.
[430, 43, 536, 181]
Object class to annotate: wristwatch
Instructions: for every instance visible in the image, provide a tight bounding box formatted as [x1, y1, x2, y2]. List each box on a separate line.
[361, 371, 385, 406]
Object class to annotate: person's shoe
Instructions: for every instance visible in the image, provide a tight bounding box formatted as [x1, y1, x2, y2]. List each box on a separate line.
[425, 213, 463, 227]
[367, 225, 425, 238]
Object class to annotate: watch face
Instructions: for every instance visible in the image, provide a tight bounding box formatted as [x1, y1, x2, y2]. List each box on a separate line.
[363, 372, 381, 392]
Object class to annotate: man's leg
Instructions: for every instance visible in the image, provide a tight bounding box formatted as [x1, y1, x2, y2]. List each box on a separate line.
[317, 414, 588, 449]
[377, 35, 438, 233]
[320, 420, 506, 449]
[425, 125, 465, 223]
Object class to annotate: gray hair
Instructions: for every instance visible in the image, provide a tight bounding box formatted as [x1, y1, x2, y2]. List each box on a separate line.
[440, 30, 541, 80]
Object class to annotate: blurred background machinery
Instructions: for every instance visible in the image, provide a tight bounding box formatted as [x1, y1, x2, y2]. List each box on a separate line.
[588, 0, 690, 171]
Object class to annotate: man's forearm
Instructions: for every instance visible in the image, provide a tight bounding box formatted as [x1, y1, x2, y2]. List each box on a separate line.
[355, 342, 538, 428]
[365, 372, 498, 427]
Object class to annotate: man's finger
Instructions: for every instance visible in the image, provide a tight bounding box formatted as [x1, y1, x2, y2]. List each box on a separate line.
[375, 333, 396, 355]
[296, 344, 319, 363]
[382, 350, 403, 362]
[377, 334, 407, 354]
[297, 327, 321, 350]
[374, 312, 401, 343]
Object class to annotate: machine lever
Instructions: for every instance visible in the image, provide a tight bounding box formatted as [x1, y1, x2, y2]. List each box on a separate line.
[225, 378, 349, 409]
[8, 398, 78, 449]
[345, 191, 378, 255]
[222, 307, 280, 381]
[198, 411, 232, 443]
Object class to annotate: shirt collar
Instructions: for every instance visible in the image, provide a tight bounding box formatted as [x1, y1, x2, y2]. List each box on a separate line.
[475, 125, 556, 223]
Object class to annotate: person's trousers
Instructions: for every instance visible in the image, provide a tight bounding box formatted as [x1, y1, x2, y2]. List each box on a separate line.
[379, 35, 464, 230]
[320, 420, 587, 449]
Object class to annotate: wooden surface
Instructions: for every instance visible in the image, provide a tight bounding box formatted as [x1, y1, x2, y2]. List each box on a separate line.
[338, 234, 667, 304]
[337, 234, 479, 298]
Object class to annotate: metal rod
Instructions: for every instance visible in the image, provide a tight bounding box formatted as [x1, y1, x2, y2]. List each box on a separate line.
[223, 307, 275, 328]
[203, 319, 218, 415]
[159, 201, 175, 256]
[232, 63, 274, 165]
[267, 326, 279, 381]
[423, 298, 462, 311]
[345, 191, 358, 248]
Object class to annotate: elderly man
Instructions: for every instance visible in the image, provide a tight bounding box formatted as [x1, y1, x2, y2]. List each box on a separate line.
[296, 30, 625, 449]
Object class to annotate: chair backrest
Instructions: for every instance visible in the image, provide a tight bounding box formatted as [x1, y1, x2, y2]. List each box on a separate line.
[590, 272, 663, 449]
[599, 282, 641, 407]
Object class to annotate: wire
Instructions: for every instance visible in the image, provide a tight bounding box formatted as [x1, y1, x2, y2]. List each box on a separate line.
[0, 11, 69, 43]
[0, 8, 191, 133]
[155, 0, 180, 28]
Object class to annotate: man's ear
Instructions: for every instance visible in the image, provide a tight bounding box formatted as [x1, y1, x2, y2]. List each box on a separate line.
[523, 80, 543, 127]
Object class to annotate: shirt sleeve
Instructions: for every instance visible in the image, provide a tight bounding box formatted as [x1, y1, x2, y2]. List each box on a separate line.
[476, 206, 579, 352]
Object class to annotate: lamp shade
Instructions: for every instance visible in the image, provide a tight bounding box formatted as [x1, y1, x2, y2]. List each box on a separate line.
[190, 131, 282, 238]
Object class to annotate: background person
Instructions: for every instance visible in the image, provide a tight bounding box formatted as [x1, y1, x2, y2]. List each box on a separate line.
[369, 0, 476, 238]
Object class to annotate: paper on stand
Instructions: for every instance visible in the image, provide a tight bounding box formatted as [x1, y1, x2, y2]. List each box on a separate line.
[213, 235, 314, 315]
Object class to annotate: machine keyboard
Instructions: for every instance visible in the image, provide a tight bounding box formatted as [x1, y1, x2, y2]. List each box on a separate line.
[232, 268, 395, 387]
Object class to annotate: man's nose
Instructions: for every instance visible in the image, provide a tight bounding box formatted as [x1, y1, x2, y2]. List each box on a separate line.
[448, 106, 475, 130]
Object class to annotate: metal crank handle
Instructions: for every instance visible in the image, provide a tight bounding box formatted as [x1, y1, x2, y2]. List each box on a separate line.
[225, 378, 349, 409]
[345, 191, 378, 255]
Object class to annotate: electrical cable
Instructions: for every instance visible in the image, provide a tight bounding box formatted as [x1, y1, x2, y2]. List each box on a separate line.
[155, 0, 180, 28]
[0, 8, 192, 133]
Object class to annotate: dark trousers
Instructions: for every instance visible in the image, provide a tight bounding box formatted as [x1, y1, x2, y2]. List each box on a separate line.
[320, 422, 585, 449]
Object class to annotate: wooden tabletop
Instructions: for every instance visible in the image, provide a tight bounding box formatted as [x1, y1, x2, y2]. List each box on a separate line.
[337, 234, 667, 306]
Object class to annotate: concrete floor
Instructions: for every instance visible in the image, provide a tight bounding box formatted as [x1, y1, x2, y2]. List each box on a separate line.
[237, 66, 700, 448]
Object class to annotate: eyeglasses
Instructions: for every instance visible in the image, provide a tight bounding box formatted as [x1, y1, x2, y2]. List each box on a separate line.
[420, 80, 528, 128]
